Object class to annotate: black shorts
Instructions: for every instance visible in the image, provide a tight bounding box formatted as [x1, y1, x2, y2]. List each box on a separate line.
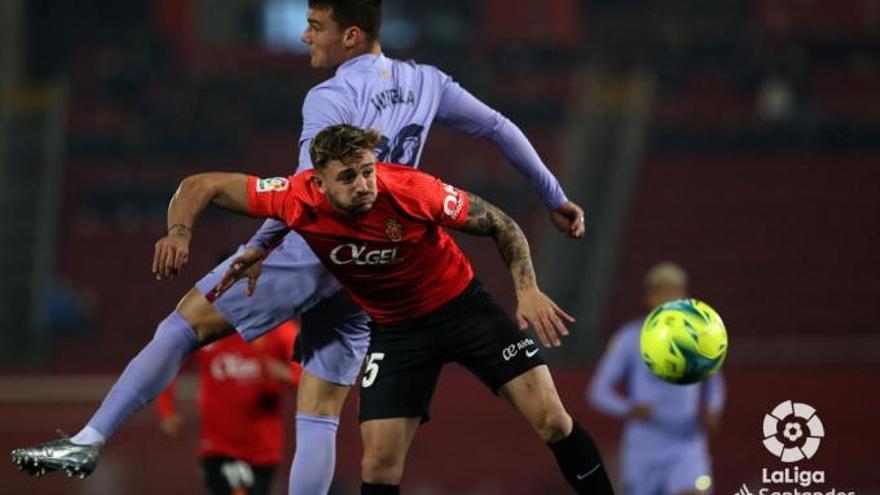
[200, 456, 275, 495]
[358, 279, 546, 423]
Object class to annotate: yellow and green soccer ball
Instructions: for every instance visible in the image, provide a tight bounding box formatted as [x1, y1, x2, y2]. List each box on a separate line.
[640, 298, 728, 384]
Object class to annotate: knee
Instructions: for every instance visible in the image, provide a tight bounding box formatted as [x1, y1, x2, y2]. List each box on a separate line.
[361, 448, 404, 485]
[296, 373, 350, 416]
[534, 407, 573, 444]
[176, 289, 231, 345]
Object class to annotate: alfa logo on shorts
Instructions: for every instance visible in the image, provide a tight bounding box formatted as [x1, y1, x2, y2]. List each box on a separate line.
[385, 218, 403, 242]
[502, 338, 537, 361]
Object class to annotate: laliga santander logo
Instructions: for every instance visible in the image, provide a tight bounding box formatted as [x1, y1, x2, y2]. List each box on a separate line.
[762, 400, 825, 463]
[736, 401, 854, 495]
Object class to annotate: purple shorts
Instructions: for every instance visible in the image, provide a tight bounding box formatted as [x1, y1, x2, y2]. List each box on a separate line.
[622, 439, 712, 495]
[196, 232, 370, 386]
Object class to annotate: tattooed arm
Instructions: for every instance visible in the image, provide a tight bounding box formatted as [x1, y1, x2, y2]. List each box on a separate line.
[457, 193, 537, 293]
[454, 192, 575, 347]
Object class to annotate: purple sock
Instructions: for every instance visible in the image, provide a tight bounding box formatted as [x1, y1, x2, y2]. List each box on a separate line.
[81, 311, 198, 442]
[289, 413, 340, 494]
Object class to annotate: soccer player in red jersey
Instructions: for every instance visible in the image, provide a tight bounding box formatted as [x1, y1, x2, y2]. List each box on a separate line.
[154, 124, 614, 495]
[156, 321, 302, 495]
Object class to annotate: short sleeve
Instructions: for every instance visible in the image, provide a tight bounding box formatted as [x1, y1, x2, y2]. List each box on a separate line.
[246, 176, 301, 225]
[388, 167, 470, 228]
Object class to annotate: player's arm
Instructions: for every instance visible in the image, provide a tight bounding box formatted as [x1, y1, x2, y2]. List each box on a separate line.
[588, 330, 637, 418]
[454, 191, 574, 347]
[436, 76, 585, 238]
[156, 354, 197, 438]
[154, 172, 286, 281]
[701, 371, 726, 431]
[156, 381, 184, 438]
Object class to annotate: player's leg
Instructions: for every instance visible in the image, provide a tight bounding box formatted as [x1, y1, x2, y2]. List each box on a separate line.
[621, 451, 664, 495]
[357, 319, 443, 494]
[249, 463, 277, 495]
[75, 287, 232, 445]
[202, 456, 268, 495]
[499, 366, 614, 494]
[288, 287, 371, 494]
[449, 281, 614, 495]
[288, 371, 350, 494]
[11, 287, 232, 478]
[664, 441, 713, 495]
[360, 417, 420, 493]
[200, 456, 235, 495]
[12, 236, 330, 478]
[205, 458, 275, 495]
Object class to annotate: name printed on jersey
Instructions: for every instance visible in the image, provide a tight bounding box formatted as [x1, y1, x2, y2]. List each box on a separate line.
[370, 87, 416, 115]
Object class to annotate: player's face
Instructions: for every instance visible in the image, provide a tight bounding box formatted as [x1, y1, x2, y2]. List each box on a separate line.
[302, 8, 349, 68]
[645, 282, 687, 309]
[315, 150, 378, 216]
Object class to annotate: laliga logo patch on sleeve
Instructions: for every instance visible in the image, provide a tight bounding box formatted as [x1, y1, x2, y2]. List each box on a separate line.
[256, 177, 290, 192]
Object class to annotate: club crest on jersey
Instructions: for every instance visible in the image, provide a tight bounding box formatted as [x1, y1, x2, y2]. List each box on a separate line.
[384, 218, 403, 242]
[256, 177, 289, 192]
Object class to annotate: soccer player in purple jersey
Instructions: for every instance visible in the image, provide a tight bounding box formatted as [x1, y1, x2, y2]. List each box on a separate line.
[589, 263, 725, 495]
[12, 1, 586, 492]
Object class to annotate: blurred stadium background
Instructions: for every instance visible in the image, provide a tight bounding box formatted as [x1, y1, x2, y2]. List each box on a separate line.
[1, 0, 878, 493]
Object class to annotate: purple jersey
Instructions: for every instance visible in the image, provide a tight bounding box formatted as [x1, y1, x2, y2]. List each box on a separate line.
[246, 53, 568, 250]
[297, 53, 567, 209]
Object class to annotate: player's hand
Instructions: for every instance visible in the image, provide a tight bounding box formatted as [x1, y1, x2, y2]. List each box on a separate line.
[701, 411, 721, 432]
[629, 404, 653, 421]
[263, 358, 294, 384]
[515, 287, 575, 348]
[550, 201, 586, 239]
[216, 247, 266, 297]
[153, 232, 191, 280]
[158, 413, 185, 438]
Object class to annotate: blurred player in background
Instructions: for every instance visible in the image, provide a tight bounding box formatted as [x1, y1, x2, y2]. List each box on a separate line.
[588, 262, 725, 495]
[155, 123, 614, 495]
[12, 1, 584, 493]
[157, 320, 301, 495]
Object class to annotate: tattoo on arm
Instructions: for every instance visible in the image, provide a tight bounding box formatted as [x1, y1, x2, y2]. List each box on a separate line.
[459, 192, 537, 292]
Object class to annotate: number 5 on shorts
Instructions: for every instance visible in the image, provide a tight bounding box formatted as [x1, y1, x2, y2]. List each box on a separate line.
[362, 352, 385, 387]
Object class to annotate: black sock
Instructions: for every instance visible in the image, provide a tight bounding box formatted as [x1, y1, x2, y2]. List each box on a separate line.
[361, 482, 401, 495]
[548, 421, 615, 495]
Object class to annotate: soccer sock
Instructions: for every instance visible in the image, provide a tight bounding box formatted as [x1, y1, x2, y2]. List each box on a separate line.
[289, 413, 340, 494]
[361, 483, 401, 495]
[72, 311, 199, 445]
[548, 421, 615, 495]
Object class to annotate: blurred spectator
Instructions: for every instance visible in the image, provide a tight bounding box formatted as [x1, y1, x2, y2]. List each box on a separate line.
[589, 262, 725, 495]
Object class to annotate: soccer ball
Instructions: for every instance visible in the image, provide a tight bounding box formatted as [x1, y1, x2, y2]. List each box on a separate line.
[639, 298, 728, 384]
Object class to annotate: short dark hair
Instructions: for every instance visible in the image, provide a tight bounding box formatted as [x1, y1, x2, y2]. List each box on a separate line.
[308, 0, 382, 41]
[310, 124, 381, 170]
